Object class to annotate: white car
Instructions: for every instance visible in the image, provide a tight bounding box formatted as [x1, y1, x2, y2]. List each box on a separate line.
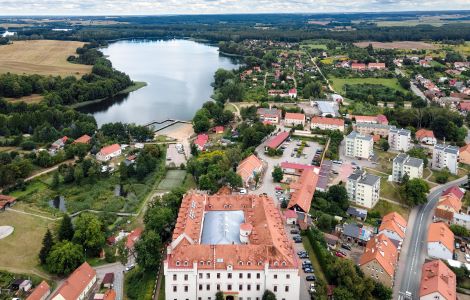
[239, 188, 247, 195]
[309, 283, 316, 293]
[465, 254, 470, 263]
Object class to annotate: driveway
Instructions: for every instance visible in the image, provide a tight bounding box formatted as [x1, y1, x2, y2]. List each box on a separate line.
[94, 262, 126, 300]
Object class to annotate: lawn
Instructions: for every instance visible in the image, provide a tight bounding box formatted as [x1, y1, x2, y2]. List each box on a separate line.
[300, 43, 328, 50]
[0, 40, 91, 77]
[0, 210, 56, 276]
[328, 77, 407, 93]
[157, 169, 187, 191]
[371, 200, 410, 220]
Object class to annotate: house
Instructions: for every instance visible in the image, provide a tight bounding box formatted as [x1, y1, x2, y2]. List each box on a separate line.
[378, 212, 407, 244]
[0, 194, 16, 211]
[452, 213, 470, 230]
[346, 206, 368, 221]
[236, 154, 264, 188]
[284, 112, 306, 127]
[340, 223, 372, 245]
[26, 280, 50, 300]
[345, 131, 374, 159]
[73, 134, 92, 145]
[126, 227, 143, 251]
[11, 279, 32, 291]
[353, 114, 388, 125]
[368, 62, 386, 70]
[351, 63, 367, 71]
[51, 262, 97, 300]
[459, 144, 470, 165]
[458, 101, 470, 112]
[288, 168, 319, 213]
[288, 88, 297, 98]
[311, 116, 345, 132]
[392, 153, 424, 182]
[388, 127, 412, 152]
[354, 123, 390, 137]
[284, 209, 297, 225]
[437, 194, 462, 214]
[358, 234, 398, 287]
[96, 144, 122, 162]
[265, 131, 290, 151]
[323, 233, 339, 248]
[419, 260, 456, 300]
[443, 186, 464, 201]
[194, 134, 209, 151]
[346, 170, 381, 209]
[415, 129, 437, 145]
[427, 222, 454, 260]
[102, 273, 114, 288]
[257, 108, 282, 124]
[51, 136, 68, 150]
[432, 144, 459, 175]
[280, 162, 315, 176]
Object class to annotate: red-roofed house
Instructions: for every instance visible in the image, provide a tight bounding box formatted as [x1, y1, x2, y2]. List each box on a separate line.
[415, 129, 437, 145]
[376, 114, 389, 125]
[26, 280, 50, 300]
[420, 260, 456, 300]
[459, 101, 470, 112]
[194, 134, 209, 151]
[126, 228, 143, 250]
[288, 88, 297, 98]
[51, 262, 97, 300]
[236, 154, 264, 188]
[265, 131, 290, 150]
[311, 116, 345, 132]
[213, 126, 224, 134]
[284, 112, 306, 127]
[280, 162, 315, 176]
[351, 63, 367, 71]
[442, 186, 464, 201]
[284, 209, 297, 225]
[0, 194, 16, 211]
[103, 289, 116, 300]
[73, 135, 92, 145]
[368, 62, 386, 70]
[459, 144, 470, 165]
[96, 144, 121, 162]
[378, 212, 407, 243]
[427, 222, 454, 260]
[288, 168, 319, 213]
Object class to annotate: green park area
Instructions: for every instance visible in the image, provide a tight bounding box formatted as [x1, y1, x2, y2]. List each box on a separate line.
[329, 76, 407, 93]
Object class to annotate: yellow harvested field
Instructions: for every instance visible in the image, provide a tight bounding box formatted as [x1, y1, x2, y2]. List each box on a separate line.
[5, 94, 43, 104]
[354, 41, 437, 50]
[0, 40, 92, 77]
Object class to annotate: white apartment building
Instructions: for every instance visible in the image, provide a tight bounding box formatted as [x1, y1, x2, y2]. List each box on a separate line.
[311, 116, 345, 132]
[392, 153, 424, 182]
[432, 144, 459, 175]
[346, 170, 381, 209]
[345, 131, 374, 159]
[164, 192, 300, 300]
[388, 127, 412, 152]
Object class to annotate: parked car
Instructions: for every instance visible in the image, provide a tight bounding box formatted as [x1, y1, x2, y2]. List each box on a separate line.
[465, 254, 470, 263]
[335, 251, 346, 258]
[125, 264, 135, 272]
[461, 246, 466, 252]
[341, 243, 352, 251]
[304, 268, 314, 273]
[290, 229, 300, 234]
[453, 252, 458, 260]
[299, 253, 309, 259]
[239, 188, 247, 195]
[302, 260, 312, 266]
[275, 186, 283, 191]
[306, 275, 316, 281]
[309, 283, 316, 293]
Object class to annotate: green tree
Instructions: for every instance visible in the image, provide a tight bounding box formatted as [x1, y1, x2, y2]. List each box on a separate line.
[39, 229, 54, 265]
[372, 282, 393, 300]
[135, 230, 162, 272]
[380, 139, 390, 152]
[193, 108, 211, 133]
[407, 148, 429, 167]
[72, 213, 105, 257]
[215, 291, 224, 300]
[450, 224, 470, 237]
[435, 169, 450, 184]
[58, 214, 74, 242]
[262, 290, 277, 300]
[401, 178, 429, 206]
[272, 166, 283, 182]
[303, 81, 323, 99]
[144, 206, 174, 240]
[226, 171, 243, 189]
[46, 241, 85, 275]
[51, 170, 60, 188]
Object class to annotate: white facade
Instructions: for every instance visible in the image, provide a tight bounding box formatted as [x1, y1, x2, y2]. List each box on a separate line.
[427, 241, 453, 260]
[284, 117, 305, 127]
[310, 119, 345, 132]
[392, 153, 424, 182]
[164, 264, 300, 300]
[419, 136, 437, 146]
[453, 213, 470, 230]
[346, 170, 381, 209]
[388, 127, 411, 152]
[345, 131, 374, 159]
[420, 292, 448, 300]
[96, 149, 122, 162]
[432, 144, 459, 175]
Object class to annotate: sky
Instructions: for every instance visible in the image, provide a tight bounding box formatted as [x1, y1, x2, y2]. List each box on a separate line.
[0, 0, 469, 15]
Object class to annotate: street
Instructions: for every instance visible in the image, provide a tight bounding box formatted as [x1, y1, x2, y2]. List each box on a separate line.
[94, 262, 126, 300]
[395, 176, 467, 300]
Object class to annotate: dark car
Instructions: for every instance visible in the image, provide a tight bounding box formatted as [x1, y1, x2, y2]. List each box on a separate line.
[461, 246, 466, 252]
[341, 243, 352, 251]
[306, 275, 317, 281]
[304, 268, 314, 273]
[453, 252, 458, 260]
[297, 251, 307, 256]
[291, 229, 300, 234]
[299, 253, 309, 259]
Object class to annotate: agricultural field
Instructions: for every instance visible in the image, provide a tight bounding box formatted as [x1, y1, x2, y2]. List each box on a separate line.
[354, 41, 437, 50]
[0, 40, 92, 77]
[328, 76, 407, 93]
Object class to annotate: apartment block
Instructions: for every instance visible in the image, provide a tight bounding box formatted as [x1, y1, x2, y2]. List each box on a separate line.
[346, 170, 381, 209]
[432, 144, 459, 175]
[345, 131, 374, 159]
[392, 153, 424, 182]
[388, 127, 412, 152]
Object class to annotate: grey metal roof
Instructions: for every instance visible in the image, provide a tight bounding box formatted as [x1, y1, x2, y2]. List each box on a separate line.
[347, 131, 373, 141]
[390, 127, 411, 136]
[393, 153, 408, 164]
[347, 207, 368, 218]
[201, 211, 244, 245]
[435, 144, 459, 155]
[258, 108, 279, 115]
[404, 157, 424, 168]
[316, 101, 336, 115]
[348, 169, 365, 181]
[359, 173, 380, 186]
[343, 223, 360, 238]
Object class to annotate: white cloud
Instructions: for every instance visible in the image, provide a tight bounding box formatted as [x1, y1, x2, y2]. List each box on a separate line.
[0, 0, 468, 15]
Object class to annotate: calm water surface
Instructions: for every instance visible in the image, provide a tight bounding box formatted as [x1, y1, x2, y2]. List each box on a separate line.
[79, 39, 239, 126]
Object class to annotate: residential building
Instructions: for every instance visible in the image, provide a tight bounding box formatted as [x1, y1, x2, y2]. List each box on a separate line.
[284, 112, 306, 127]
[288, 88, 297, 98]
[237, 154, 264, 188]
[194, 134, 209, 151]
[415, 129, 437, 145]
[459, 144, 470, 165]
[378, 212, 407, 244]
[443, 186, 465, 201]
[0, 194, 16, 211]
[96, 144, 121, 162]
[125, 227, 143, 256]
[392, 153, 424, 182]
[51, 136, 68, 150]
[437, 194, 462, 214]
[388, 127, 412, 152]
[280, 162, 315, 176]
[419, 260, 456, 300]
[340, 223, 372, 244]
[346, 206, 368, 221]
[354, 123, 390, 137]
[73, 134, 92, 145]
[346, 170, 381, 209]
[257, 108, 282, 124]
[427, 222, 454, 260]
[368, 62, 386, 70]
[288, 168, 319, 213]
[311, 116, 345, 132]
[452, 213, 470, 230]
[351, 63, 367, 71]
[284, 210, 297, 225]
[164, 192, 300, 300]
[265, 131, 289, 151]
[51, 262, 97, 300]
[26, 281, 50, 300]
[358, 234, 398, 287]
[353, 114, 388, 125]
[432, 144, 459, 174]
[345, 131, 374, 159]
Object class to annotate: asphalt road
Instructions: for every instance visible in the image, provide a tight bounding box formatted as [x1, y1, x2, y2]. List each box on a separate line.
[396, 176, 467, 300]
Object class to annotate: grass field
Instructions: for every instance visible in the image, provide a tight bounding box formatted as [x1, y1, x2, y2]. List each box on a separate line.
[157, 169, 187, 190]
[354, 41, 437, 50]
[0, 40, 92, 77]
[0, 210, 55, 275]
[370, 200, 410, 220]
[329, 77, 407, 93]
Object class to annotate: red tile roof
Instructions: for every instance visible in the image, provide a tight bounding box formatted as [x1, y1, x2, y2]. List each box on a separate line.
[126, 228, 143, 249]
[73, 134, 92, 144]
[437, 194, 462, 213]
[382, 212, 407, 229]
[420, 260, 456, 300]
[311, 116, 344, 127]
[194, 134, 209, 149]
[237, 154, 263, 184]
[351, 63, 367, 70]
[51, 262, 96, 300]
[359, 233, 398, 277]
[287, 168, 319, 213]
[284, 210, 297, 219]
[99, 144, 121, 156]
[415, 129, 435, 140]
[284, 112, 305, 121]
[459, 101, 470, 111]
[266, 131, 289, 149]
[368, 62, 386, 69]
[26, 280, 50, 300]
[280, 162, 315, 171]
[103, 289, 116, 300]
[214, 126, 224, 133]
[428, 222, 454, 253]
[442, 186, 464, 201]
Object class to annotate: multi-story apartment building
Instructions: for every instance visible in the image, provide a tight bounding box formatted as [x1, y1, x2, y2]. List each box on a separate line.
[345, 131, 374, 159]
[432, 144, 459, 175]
[388, 127, 412, 152]
[392, 153, 424, 182]
[284, 113, 306, 127]
[354, 123, 390, 137]
[346, 170, 381, 209]
[256, 108, 281, 124]
[164, 191, 300, 300]
[311, 116, 345, 132]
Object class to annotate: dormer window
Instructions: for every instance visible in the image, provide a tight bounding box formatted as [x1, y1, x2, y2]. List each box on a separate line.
[184, 261, 189, 266]
[238, 261, 244, 266]
[274, 261, 279, 266]
[200, 261, 204, 266]
[247, 261, 252, 266]
[176, 261, 181, 266]
[207, 260, 211, 265]
[281, 261, 287, 266]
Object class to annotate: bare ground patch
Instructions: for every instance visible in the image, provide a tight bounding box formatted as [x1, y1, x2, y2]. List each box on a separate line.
[354, 41, 437, 50]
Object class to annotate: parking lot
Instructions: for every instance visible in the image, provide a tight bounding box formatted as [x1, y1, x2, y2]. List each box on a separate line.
[454, 240, 470, 264]
[165, 143, 187, 167]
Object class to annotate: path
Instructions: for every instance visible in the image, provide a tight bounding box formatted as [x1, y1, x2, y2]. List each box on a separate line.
[308, 53, 334, 93]
[380, 197, 407, 207]
[6, 207, 60, 221]
[263, 72, 268, 88]
[25, 159, 75, 183]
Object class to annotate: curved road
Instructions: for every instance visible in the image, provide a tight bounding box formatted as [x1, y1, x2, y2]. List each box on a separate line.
[396, 176, 467, 300]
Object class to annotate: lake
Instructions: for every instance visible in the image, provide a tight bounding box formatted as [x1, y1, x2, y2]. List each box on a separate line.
[78, 39, 239, 126]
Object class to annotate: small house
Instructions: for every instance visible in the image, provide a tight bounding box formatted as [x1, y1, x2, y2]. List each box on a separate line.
[96, 144, 122, 162]
[102, 273, 114, 288]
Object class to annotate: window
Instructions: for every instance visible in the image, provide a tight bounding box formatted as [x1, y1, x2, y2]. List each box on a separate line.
[247, 273, 251, 279]
[184, 261, 189, 266]
[247, 284, 251, 291]
[206, 273, 210, 279]
[198, 298, 202, 300]
[199, 273, 202, 279]
[217, 273, 221, 279]
[256, 273, 260, 279]
[184, 274, 188, 281]
[239, 284, 243, 290]
[199, 284, 202, 291]
[256, 284, 260, 291]
[228, 273, 232, 279]
[184, 286, 188, 292]
[173, 286, 177, 292]
[217, 284, 220, 291]
[173, 274, 177, 281]
[285, 286, 289, 292]
[274, 274, 278, 279]
[239, 273, 243, 279]
[274, 286, 278, 292]
[227, 284, 232, 291]
[286, 274, 290, 279]
[176, 261, 180, 266]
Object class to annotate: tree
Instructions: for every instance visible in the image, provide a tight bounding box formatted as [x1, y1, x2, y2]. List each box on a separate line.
[272, 166, 283, 182]
[371, 282, 393, 300]
[450, 224, 470, 238]
[380, 139, 390, 152]
[144, 206, 174, 240]
[435, 169, 450, 184]
[51, 170, 60, 188]
[72, 213, 105, 257]
[401, 178, 429, 206]
[262, 290, 277, 300]
[193, 108, 211, 133]
[39, 229, 54, 265]
[135, 230, 162, 271]
[407, 148, 429, 167]
[215, 291, 224, 300]
[58, 214, 74, 242]
[46, 241, 85, 275]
